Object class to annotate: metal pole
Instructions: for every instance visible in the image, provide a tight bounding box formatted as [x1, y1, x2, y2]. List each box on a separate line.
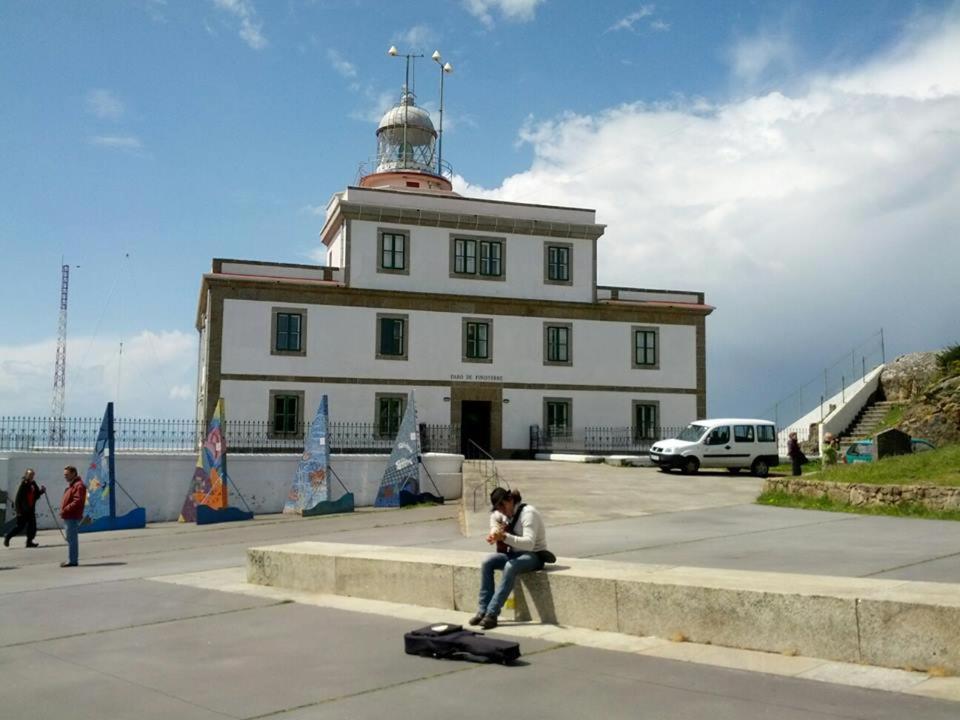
[437, 63, 445, 175]
[880, 328, 886, 364]
[862, 356, 866, 382]
[824, 369, 829, 402]
[841, 376, 845, 404]
[403, 55, 409, 167]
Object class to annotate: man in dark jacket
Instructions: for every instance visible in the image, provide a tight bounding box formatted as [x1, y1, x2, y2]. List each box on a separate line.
[4, 469, 46, 548]
[60, 466, 86, 567]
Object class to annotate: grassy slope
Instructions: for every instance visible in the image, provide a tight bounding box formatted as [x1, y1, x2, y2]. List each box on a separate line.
[809, 444, 960, 487]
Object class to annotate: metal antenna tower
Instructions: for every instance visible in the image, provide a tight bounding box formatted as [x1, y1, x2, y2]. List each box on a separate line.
[50, 263, 69, 443]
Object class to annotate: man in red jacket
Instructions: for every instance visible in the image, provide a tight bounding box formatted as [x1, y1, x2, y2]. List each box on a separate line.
[60, 466, 86, 567]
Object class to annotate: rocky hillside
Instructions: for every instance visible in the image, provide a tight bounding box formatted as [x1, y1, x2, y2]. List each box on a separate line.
[881, 350, 960, 447]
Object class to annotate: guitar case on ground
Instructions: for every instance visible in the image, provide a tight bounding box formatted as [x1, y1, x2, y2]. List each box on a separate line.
[404, 623, 521, 664]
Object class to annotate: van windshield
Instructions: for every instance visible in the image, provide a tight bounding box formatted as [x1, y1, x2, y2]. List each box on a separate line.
[676, 423, 708, 442]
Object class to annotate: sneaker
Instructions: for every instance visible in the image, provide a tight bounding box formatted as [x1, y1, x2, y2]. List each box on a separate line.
[480, 615, 498, 630]
[468, 613, 485, 626]
[26, 542, 39, 548]
[3, 537, 8, 548]
[60, 562, 78, 568]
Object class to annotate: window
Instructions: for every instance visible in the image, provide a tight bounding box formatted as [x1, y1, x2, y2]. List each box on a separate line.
[271, 307, 307, 356]
[545, 243, 572, 284]
[479, 240, 502, 276]
[269, 390, 304, 438]
[543, 323, 572, 366]
[454, 238, 476, 274]
[451, 236, 505, 280]
[462, 318, 493, 362]
[376, 314, 408, 360]
[633, 401, 659, 441]
[378, 229, 408, 274]
[376, 394, 406, 437]
[544, 398, 572, 437]
[757, 425, 776, 442]
[632, 327, 659, 369]
[734, 425, 755, 443]
[706, 426, 730, 445]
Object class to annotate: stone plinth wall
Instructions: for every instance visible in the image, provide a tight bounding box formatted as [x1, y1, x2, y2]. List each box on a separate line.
[764, 478, 960, 511]
[247, 542, 960, 673]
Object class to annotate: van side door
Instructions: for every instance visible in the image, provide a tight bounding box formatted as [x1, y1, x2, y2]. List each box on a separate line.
[702, 425, 733, 467]
[731, 424, 757, 468]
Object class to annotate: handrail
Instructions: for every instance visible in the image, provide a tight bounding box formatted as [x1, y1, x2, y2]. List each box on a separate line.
[465, 439, 508, 512]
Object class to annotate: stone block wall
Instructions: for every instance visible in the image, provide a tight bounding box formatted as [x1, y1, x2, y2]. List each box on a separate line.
[764, 477, 960, 511]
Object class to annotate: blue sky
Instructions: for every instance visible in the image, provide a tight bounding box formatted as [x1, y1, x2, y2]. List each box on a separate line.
[2, 0, 959, 420]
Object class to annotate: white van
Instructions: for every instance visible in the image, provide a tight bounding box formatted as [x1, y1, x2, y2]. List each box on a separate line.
[649, 418, 779, 477]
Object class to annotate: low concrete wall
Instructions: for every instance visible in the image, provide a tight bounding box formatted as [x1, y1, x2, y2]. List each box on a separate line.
[0, 452, 462, 529]
[764, 477, 960, 511]
[246, 542, 960, 673]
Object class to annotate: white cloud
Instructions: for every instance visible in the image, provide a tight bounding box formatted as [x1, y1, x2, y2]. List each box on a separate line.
[729, 33, 795, 86]
[140, 0, 167, 24]
[463, 0, 544, 28]
[327, 49, 357, 79]
[650, 19, 670, 32]
[85, 89, 125, 120]
[455, 15, 960, 417]
[0, 330, 196, 417]
[607, 6, 655, 33]
[89, 135, 143, 151]
[350, 89, 397, 124]
[395, 24, 436, 50]
[212, 0, 267, 50]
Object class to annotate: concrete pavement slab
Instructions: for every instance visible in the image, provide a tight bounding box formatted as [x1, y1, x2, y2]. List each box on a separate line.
[274, 642, 960, 720]
[0, 578, 277, 647]
[0, 645, 230, 720]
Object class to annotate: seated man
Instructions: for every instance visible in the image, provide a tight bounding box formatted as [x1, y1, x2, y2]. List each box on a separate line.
[471, 487, 548, 630]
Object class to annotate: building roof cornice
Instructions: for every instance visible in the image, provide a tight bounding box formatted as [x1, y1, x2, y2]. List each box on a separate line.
[320, 186, 606, 246]
[195, 272, 712, 330]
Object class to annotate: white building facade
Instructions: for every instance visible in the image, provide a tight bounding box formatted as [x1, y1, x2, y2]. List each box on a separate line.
[195, 89, 712, 457]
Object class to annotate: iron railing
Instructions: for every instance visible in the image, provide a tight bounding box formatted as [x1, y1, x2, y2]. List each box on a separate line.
[0, 416, 460, 455]
[529, 425, 687, 455]
[464, 439, 508, 512]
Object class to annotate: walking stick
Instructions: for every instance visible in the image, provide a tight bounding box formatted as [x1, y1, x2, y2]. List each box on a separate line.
[43, 493, 67, 541]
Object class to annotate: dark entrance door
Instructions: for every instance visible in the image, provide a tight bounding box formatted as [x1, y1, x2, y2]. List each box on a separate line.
[460, 400, 492, 456]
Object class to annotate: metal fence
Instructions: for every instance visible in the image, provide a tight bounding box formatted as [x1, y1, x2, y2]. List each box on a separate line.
[530, 425, 687, 455]
[0, 416, 461, 455]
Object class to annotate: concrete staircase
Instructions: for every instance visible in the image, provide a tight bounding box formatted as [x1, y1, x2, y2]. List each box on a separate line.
[840, 400, 899, 440]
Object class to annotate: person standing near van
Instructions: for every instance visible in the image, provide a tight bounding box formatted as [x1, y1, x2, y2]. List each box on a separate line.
[4, 469, 45, 548]
[822, 433, 839, 467]
[787, 432, 805, 476]
[60, 466, 86, 567]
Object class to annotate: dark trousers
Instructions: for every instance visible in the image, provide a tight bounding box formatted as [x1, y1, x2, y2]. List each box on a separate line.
[791, 457, 803, 476]
[5, 514, 37, 545]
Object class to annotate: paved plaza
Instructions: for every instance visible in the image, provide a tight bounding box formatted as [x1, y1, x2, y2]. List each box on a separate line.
[2, 461, 960, 718]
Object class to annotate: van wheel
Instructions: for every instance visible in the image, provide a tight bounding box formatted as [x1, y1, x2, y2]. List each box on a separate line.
[752, 458, 770, 478]
[658, 466, 672, 473]
[681, 457, 700, 475]
[727, 468, 742, 475]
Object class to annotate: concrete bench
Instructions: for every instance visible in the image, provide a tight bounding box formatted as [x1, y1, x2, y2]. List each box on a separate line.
[246, 542, 960, 674]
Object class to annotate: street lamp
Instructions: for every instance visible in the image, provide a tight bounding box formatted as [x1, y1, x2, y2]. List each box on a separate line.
[432, 50, 453, 176]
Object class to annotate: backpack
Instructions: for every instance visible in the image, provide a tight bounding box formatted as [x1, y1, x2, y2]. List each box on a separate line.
[404, 623, 521, 664]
